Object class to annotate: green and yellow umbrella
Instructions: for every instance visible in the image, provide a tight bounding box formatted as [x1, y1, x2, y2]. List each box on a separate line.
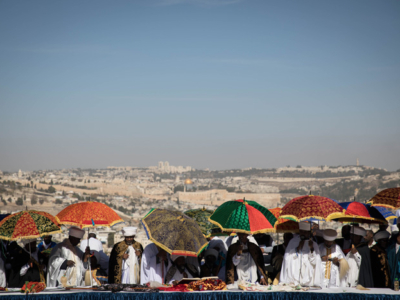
[209, 199, 277, 234]
[141, 208, 208, 257]
[0, 210, 61, 241]
[184, 208, 215, 238]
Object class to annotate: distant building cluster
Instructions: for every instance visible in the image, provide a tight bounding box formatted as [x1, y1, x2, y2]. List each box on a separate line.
[156, 161, 192, 174]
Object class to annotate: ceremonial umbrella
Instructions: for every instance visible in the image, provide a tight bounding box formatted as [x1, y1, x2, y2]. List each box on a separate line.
[0, 210, 61, 241]
[279, 195, 345, 222]
[330, 202, 387, 224]
[56, 201, 124, 286]
[208, 199, 277, 234]
[56, 201, 124, 228]
[372, 206, 396, 222]
[269, 207, 299, 233]
[141, 208, 208, 257]
[368, 187, 400, 210]
[184, 208, 214, 238]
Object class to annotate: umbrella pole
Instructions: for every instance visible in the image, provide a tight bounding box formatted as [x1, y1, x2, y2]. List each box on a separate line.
[87, 228, 92, 287]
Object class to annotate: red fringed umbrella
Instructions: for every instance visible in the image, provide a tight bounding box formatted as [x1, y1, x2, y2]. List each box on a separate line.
[56, 201, 124, 228]
[368, 187, 400, 210]
[279, 195, 345, 222]
[0, 210, 61, 241]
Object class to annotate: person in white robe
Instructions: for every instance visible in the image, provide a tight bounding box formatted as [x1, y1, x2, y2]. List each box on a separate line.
[165, 255, 199, 285]
[79, 232, 109, 274]
[208, 238, 227, 281]
[319, 229, 347, 288]
[140, 243, 171, 285]
[345, 226, 365, 287]
[120, 227, 142, 284]
[47, 227, 90, 287]
[280, 221, 322, 287]
[226, 233, 267, 285]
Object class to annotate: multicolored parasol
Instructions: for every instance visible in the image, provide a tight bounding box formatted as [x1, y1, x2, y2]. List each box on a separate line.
[372, 206, 396, 222]
[184, 208, 214, 237]
[0, 210, 61, 241]
[141, 208, 208, 257]
[368, 187, 400, 210]
[269, 207, 299, 233]
[208, 199, 277, 234]
[279, 195, 345, 222]
[56, 201, 124, 228]
[330, 202, 387, 224]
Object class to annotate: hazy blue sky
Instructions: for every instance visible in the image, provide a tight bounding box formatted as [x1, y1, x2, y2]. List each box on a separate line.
[1, 0, 399, 172]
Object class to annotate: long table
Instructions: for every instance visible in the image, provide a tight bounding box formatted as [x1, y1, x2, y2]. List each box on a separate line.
[1, 288, 400, 300]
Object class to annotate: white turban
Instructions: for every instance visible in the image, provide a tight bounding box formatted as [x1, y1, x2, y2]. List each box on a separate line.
[122, 227, 137, 236]
[69, 227, 85, 239]
[352, 226, 366, 237]
[171, 255, 185, 262]
[374, 231, 390, 242]
[391, 225, 399, 234]
[299, 221, 311, 231]
[204, 249, 219, 260]
[323, 229, 337, 241]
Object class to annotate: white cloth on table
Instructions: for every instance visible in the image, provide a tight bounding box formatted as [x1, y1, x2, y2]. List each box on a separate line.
[121, 245, 140, 284]
[346, 249, 362, 287]
[280, 235, 322, 287]
[232, 243, 258, 283]
[47, 239, 87, 287]
[319, 244, 346, 288]
[140, 243, 171, 285]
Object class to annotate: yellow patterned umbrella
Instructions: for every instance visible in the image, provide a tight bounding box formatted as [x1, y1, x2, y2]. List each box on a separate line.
[141, 209, 208, 257]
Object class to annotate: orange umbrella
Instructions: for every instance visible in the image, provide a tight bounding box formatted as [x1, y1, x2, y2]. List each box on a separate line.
[269, 207, 299, 233]
[56, 201, 124, 228]
[368, 187, 400, 210]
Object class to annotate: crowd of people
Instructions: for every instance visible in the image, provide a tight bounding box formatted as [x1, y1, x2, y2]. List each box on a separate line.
[1, 219, 400, 290]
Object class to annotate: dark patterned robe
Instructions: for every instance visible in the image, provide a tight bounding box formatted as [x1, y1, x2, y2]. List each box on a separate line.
[8, 245, 45, 288]
[226, 241, 267, 284]
[108, 240, 143, 284]
[370, 244, 390, 288]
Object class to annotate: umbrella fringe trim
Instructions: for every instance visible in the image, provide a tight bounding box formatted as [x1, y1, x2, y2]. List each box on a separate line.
[371, 204, 397, 210]
[57, 219, 124, 229]
[0, 229, 63, 241]
[279, 211, 346, 222]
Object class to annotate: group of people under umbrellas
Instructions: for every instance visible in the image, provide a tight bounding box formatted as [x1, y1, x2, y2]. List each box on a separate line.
[1, 187, 400, 290]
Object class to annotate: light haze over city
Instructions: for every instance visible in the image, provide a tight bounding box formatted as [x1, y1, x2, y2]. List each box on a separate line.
[0, 0, 399, 172]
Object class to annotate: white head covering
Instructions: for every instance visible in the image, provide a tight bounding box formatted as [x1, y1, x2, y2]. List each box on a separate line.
[374, 231, 390, 241]
[69, 227, 85, 239]
[323, 229, 337, 241]
[171, 255, 185, 262]
[391, 225, 399, 234]
[352, 226, 366, 237]
[299, 221, 311, 231]
[122, 227, 137, 237]
[204, 249, 218, 259]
